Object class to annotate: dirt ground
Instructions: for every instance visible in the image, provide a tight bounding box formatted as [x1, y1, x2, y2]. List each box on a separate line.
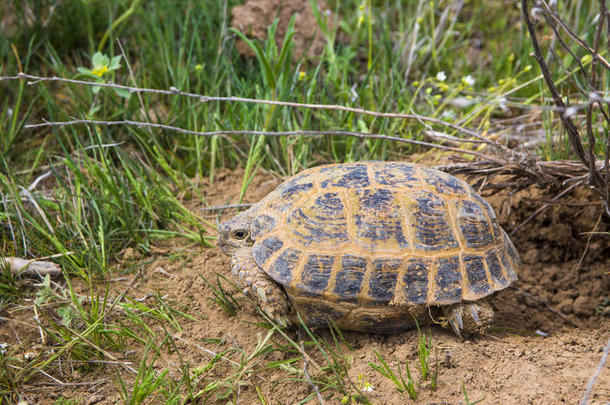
[4, 165, 610, 404]
[231, 0, 334, 61]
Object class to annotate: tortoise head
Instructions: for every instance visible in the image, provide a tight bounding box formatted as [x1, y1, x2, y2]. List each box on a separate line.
[218, 211, 254, 255]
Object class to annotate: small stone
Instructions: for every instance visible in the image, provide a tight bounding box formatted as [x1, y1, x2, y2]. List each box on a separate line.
[86, 394, 105, 405]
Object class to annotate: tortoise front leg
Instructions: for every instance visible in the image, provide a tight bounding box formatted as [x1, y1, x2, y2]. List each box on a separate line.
[231, 248, 291, 326]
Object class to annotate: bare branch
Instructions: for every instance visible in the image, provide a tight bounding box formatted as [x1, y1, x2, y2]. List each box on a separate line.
[521, 0, 609, 214]
[2, 257, 61, 277]
[579, 337, 610, 405]
[1, 72, 483, 139]
[21, 118, 507, 164]
[538, 0, 610, 70]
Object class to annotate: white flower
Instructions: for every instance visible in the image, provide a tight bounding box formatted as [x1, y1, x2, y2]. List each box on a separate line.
[436, 71, 447, 82]
[361, 384, 375, 392]
[462, 75, 475, 86]
[441, 110, 456, 119]
[350, 84, 358, 103]
[497, 97, 509, 112]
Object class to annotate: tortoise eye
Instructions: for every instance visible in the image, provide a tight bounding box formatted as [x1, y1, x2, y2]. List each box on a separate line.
[232, 229, 249, 240]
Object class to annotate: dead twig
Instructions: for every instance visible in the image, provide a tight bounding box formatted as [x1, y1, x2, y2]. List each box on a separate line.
[521, 0, 610, 215]
[200, 203, 254, 213]
[579, 336, 610, 405]
[21, 119, 507, 164]
[0, 72, 485, 140]
[510, 181, 582, 236]
[574, 209, 604, 272]
[297, 328, 324, 405]
[2, 257, 62, 277]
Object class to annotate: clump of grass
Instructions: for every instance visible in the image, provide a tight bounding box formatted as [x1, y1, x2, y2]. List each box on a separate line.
[369, 349, 417, 399]
[117, 339, 171, 405]
[199, 272, 241, 317]
[369, 323, 439, 399]
[415, 321, 439, 392]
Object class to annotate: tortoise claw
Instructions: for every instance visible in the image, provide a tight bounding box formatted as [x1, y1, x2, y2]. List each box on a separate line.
[447, 307, 464, 338]
[443, 302, 494, 337]
[469, 305, 481, 325]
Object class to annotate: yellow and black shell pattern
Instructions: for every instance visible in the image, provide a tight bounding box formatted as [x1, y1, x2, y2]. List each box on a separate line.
[247, 162, 519, 328]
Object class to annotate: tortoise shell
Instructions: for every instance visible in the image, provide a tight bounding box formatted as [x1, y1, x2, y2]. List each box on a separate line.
[245, 162, 519, 330]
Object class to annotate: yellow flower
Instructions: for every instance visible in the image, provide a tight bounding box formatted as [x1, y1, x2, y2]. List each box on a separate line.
[91, 65, 108, 77]
[195, 64, 203, 71]
[298, 71, 306, 81]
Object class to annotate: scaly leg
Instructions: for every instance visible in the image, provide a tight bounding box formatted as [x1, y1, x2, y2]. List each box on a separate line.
[442, 301, 494, 338]
[231, 248, 291, 326]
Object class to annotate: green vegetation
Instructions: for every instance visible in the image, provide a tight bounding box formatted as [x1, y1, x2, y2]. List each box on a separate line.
[0, 0, 606, 402]
[368, 323, 437, 400]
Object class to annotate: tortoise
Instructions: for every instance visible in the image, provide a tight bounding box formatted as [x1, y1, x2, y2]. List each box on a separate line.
[218, 162, 519, 336]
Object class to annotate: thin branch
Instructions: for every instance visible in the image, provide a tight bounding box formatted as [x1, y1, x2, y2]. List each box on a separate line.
[522, 0, 608, 213]
[522, 0, 590, 166]
[21, 118, 507, 164]
[1, 72, 483, 139]
[509, 181, 582, 236]
[200, 203, 254, 212]
[579, 337, 610, 405]
[298, 328, 324, 405]
[538, 0, 610, 70]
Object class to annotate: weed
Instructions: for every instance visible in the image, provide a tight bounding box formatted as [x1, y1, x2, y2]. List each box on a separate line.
[369, 350, 416, 399]
[199, 272, 241, 317]
[462, 381, 486, 405]
[118, 339, 170, 405]
[415, 320, 439, 392]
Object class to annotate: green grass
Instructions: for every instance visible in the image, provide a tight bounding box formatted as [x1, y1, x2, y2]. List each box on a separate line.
[0, 0, 607, 402]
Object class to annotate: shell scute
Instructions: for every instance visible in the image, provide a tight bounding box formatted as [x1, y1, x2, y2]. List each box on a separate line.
[286, 192, 349, 247]
[319, 164, 370, 189]
[433, 257, 462, 304]
[280, 174, 314, 199]
[369, 258, 401, 301]
[297, 254, 335, 296]
[252, 236, 283, 266]
[333, 255, 367, 298]
[412, 191, 459, 251]
[462, 254, 492, 298]
[355, 189, 409, 250]
[402, 258, 431, 304]
[503, 231, 521, 273]
[485, 248, 507, 286]
[457, 199, 494, 249]
[373, 163, 419, 187]
[269, 248, 300, 285]
[422, 168, 469, 197]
